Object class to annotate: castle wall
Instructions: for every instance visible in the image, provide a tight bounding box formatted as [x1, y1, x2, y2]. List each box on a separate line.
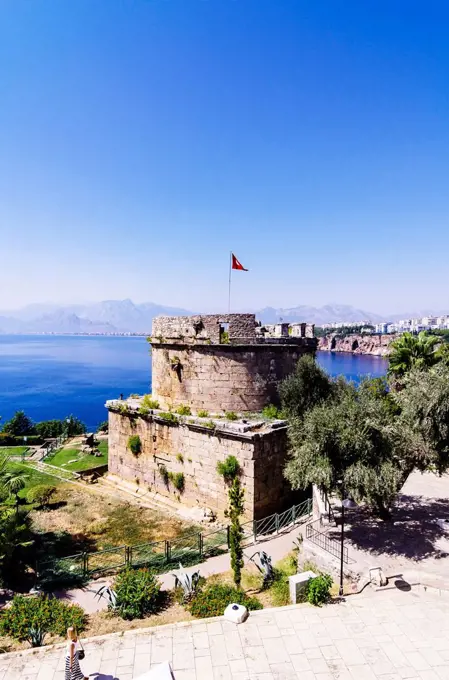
[152, 344, 312, 413]
[108, 410, 296, 520]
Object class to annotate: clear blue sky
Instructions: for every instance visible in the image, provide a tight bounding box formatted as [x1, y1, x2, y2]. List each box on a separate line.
[1, 0, 449, 314]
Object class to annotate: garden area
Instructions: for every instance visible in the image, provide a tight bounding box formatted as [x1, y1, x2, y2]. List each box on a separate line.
[43, 439, 108, 472]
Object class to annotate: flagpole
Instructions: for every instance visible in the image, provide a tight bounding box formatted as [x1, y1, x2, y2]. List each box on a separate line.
[228, 251, 232, 313]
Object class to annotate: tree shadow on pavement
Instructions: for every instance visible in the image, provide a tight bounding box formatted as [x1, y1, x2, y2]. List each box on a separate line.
[327, 494, 449, 561]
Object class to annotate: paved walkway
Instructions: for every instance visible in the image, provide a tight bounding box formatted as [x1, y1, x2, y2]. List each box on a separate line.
[3, 586, 449, 679]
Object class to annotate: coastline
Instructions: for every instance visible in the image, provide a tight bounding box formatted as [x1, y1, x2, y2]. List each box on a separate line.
[317, 333, 396, 357]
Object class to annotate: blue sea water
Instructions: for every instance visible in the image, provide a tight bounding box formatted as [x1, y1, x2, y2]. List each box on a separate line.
[0, 335, 387, 430]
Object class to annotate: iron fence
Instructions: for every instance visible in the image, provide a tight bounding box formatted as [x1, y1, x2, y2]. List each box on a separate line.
[305, 522, 348, 563]
[37, 496, 313, 586]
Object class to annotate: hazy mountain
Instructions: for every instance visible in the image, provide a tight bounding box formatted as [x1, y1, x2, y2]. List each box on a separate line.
[257, 304, 384, 325]
[0, 300, 192, 334]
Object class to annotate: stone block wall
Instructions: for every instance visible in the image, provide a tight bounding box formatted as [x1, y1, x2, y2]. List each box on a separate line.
[108, 410, 295, 520]
[151, 344, 310, 413]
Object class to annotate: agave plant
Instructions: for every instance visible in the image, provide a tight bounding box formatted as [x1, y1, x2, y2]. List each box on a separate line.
[95, 584, 118, 610]
[27, 626, 46, 648]
[248, 550, 274, 588]
[172, 564, 200, 602]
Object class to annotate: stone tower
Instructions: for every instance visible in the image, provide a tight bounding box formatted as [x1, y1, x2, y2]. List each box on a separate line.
[107, 313, 316, 520]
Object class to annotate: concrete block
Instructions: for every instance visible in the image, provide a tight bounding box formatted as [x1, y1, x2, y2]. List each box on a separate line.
[289, 570, 317, 604]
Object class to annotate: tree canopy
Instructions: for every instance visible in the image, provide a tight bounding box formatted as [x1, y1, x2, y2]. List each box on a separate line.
[282, 354, 449, 519]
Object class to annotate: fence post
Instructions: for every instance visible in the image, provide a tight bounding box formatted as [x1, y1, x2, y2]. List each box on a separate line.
[83, 552, 88, 577]
[125, 546, 131, 567]
[292, 504, 296, 524]
[165, 540, 170, 563]
[199, 533, 203, 559]
[275, 513, 279, 534]
[253, 519, 257, 543]
[226, 525, 230, 548]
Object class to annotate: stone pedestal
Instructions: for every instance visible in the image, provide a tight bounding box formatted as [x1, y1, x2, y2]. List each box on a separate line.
[289, 570, 317, 604]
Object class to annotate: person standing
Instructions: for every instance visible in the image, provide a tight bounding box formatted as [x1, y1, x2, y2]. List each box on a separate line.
[65, 627, 87, 680]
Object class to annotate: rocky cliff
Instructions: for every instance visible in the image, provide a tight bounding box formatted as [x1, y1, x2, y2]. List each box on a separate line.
[318, 333, 397, 356]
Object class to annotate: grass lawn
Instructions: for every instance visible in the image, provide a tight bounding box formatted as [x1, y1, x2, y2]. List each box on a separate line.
[6, 462, 62, 498]
[30, 483, 198, 554]
[45, 443, 108, 472]
[0, 446, 31, 457]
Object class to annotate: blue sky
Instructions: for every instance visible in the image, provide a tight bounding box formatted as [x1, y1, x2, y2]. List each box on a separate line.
[1, 0, 449, 314]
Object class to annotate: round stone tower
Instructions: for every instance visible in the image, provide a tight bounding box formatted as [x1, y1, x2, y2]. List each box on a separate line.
[150, 314, 316, 413]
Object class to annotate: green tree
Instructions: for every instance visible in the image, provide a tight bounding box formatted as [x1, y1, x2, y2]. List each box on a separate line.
[35, 420, 65, 439]
[0, 508, 32, 586]
[284, 379, 405, 519]
[279, 355, 333, 421]
[64, 415, 87, 436]
[228, 477, 245, 587]
[388, 332, 440, 378]
[1, 411, 35, 437]
[395, 364, 449, 477]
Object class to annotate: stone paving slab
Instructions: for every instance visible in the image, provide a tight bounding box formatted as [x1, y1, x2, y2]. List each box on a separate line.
[1, 587, 449, 679]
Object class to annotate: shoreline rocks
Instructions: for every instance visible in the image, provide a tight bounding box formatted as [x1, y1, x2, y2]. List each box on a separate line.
[318, 333, 397, 357]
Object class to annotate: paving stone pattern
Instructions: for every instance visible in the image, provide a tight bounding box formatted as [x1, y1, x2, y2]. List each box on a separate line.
[1, 587, 449, 679]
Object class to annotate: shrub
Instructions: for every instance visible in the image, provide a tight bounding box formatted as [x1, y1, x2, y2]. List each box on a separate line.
[127, 435, 142, 455]
[168, 472, 185, 493]
[159, 465, 169, 486]
[262, 404, 283, 419]
[176, 453, 184, 463]
[141, 394, 160, 410]
[97, 420, 108, 433]
[306, 574, 333, 606]
[0, 595, 86, 642]
[113, 569, 162, 620]
[268, 556, 298, 606]
[26, 485, 57, 508]
[216, 455, 240, 483]
[197, 410, 209, 418]
[188, 583, 262, 618]
[176, 404, 191, 416]
[158, 412, 179, 424]
[225, 411, 238, 421]
[204, 420, 216, 430]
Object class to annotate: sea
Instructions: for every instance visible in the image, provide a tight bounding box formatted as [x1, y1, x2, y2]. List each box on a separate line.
[0, 335, 388, 431]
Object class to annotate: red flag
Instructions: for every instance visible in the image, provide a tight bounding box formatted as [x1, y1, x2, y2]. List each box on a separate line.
[231, 253, 248, 271]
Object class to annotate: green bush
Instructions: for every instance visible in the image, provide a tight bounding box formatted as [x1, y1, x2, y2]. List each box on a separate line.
[262, 404, 283, 419]
[197, 409, 209, 418]
[97, 420, 108, 433]
[168, 472, 185, 493]
[225, 411, 238, 421]
[159, 465, 169, 486]
[268, 556, 298, 606]
[216, 455, 240, 483]
[176, 404, 191, 416]
[158, 412, 179, 424]
[26, 485, 57, 508]
[306, 574, 333, 606]
[188, 583, 262, 618]
[0, 595, 86, 642]
[204, 420, 216, 430]
[141, 394, 160, 410]
[127, 435, 142, 455]
[113, 569, 162, 620]
[176, 453, 184, 464]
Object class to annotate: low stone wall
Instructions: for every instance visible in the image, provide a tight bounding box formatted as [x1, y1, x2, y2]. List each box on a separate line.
[108, 409, 297, 520]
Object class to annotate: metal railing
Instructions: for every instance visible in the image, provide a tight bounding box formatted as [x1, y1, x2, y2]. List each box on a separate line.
[306, 522, 348, 563]
[37, 496, 313, 586]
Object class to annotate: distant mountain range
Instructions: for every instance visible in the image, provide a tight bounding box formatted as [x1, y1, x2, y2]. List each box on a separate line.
[0, 300, 443, 334]
[0, 300, 191, 334]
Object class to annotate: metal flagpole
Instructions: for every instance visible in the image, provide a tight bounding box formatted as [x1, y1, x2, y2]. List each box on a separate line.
[228, 251, 232, 313]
